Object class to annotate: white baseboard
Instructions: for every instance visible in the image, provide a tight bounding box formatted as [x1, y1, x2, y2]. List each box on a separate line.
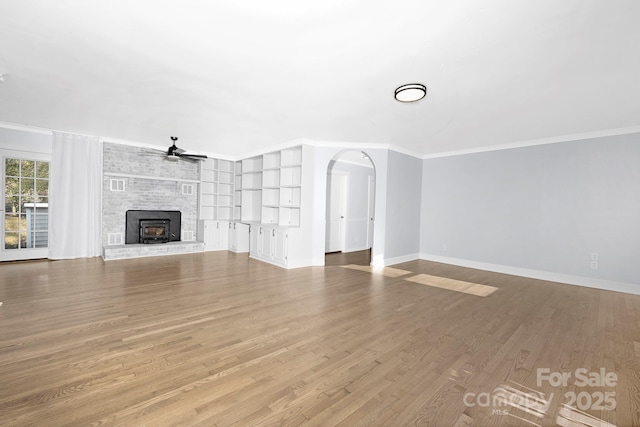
[343, 245, 370, 254]
[372, 253, 420, 268]
[419, 253, 640, 296]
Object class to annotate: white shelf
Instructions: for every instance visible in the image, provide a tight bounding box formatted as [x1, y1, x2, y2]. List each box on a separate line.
[262, 169, 280, 188]
[279, 207, 300, 227]
[201, 169, 215, 182]
[218, 207, 232, 220]
[218, 171, 233, 184]
[242, 172, 262, 189]
[241, 189, 262, 223]
[201, 181, 215, 194]
[279, 187, 301, 207]
[217, 159, 234, 173]
[261, 206, 279, 225]
[201, 194, 216, 206]
[217, 183, 233, 195]
[280, 166, 301, 187]
[262, 188, 279, 207]
[218, 195, 233, 207]
[242, 156, 263, 173]
[263, 152, 281, 169]
[281, 146, 302, 166]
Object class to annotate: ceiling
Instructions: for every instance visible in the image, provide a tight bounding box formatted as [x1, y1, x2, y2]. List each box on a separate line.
[1, 0, 639, 158]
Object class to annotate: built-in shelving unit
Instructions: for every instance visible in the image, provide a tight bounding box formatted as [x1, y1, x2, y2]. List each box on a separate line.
[239, 146, 303, 228]
[278, 147, 302, 227]
[261, 152, 280, 225]
[233, 161, 242, 222]
[240, 156, 263, 223]
[239, 145, 310, 268]
[200, 158, 235, 220]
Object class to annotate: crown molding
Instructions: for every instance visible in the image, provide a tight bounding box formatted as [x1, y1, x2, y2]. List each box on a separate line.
[0, 121, 53, 135]
[422, 125, 640, 160]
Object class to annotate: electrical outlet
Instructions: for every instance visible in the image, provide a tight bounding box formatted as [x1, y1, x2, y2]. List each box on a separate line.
[590, 261, 599, 270]
[591, 252, 599, 261]
[441, 244, 448, 252]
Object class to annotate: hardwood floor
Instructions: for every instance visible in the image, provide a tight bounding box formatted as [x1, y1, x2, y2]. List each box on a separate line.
[325, 249, 371, 266]
[1, 252, 639, 426]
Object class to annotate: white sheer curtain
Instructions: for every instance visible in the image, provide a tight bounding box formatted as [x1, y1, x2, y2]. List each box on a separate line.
[49, 132, 103, 259]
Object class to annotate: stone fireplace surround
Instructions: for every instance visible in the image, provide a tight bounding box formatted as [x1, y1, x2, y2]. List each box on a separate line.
[102, 142, 204, 260]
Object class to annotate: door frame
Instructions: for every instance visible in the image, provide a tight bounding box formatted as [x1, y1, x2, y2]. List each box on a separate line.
[0, 149, 51, 261]
[367, 175, 375, 249]
[325, 170, 348, 253]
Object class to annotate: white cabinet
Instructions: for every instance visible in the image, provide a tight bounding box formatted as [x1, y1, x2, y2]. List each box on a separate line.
[239, 145, 310, 268]
[228, 222, 249, 253]
[198, 220, 229, 251]
[249, 225, 289, 267]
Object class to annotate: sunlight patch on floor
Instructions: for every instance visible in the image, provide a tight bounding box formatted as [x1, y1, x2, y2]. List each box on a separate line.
[404, 273, 498, 297]
[342, 264, 413, 278]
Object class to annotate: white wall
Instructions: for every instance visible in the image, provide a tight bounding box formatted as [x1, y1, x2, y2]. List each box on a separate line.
[328, 158, 374, 253]
[384, 150, 422, 264]
[420, 132, 640, 294]
[0, 126, 52, 154]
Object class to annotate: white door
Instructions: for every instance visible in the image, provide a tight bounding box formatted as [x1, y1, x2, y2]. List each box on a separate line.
[1, 152, 51, 261]
[367, 175, 375, 249]
[325, 172, 347, 253]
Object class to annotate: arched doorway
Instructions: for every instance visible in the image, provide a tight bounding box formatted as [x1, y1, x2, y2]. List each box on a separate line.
[325, 150, 375, 266]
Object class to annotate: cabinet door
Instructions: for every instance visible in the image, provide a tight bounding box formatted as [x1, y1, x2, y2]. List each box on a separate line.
[273, 229, 288, 265]
[228, 222, 237, 251]
[249, 226, 261, 257]
[199, 220, 218, 251]
[235, 223, 250, 253]
[217, 221, 229, 250]
[260, 227, 273, 259]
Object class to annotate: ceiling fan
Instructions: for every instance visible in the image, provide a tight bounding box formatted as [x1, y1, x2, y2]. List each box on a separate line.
[166, 136, 208, 161]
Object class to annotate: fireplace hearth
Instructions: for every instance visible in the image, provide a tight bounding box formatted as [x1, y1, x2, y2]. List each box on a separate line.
[125, 210, 181, 244]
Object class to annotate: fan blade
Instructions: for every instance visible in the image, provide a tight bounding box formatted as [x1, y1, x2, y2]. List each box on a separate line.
[180, 154, 208, 159]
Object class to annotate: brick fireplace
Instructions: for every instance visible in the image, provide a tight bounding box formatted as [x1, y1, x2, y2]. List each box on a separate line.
[101, 142, 203, 259]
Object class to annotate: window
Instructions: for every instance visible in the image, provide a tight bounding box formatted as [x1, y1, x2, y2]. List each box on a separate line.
[4, 158, 49, 249]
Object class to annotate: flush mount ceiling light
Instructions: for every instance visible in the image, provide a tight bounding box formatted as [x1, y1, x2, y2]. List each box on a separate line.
[395, 83, 427, 102]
